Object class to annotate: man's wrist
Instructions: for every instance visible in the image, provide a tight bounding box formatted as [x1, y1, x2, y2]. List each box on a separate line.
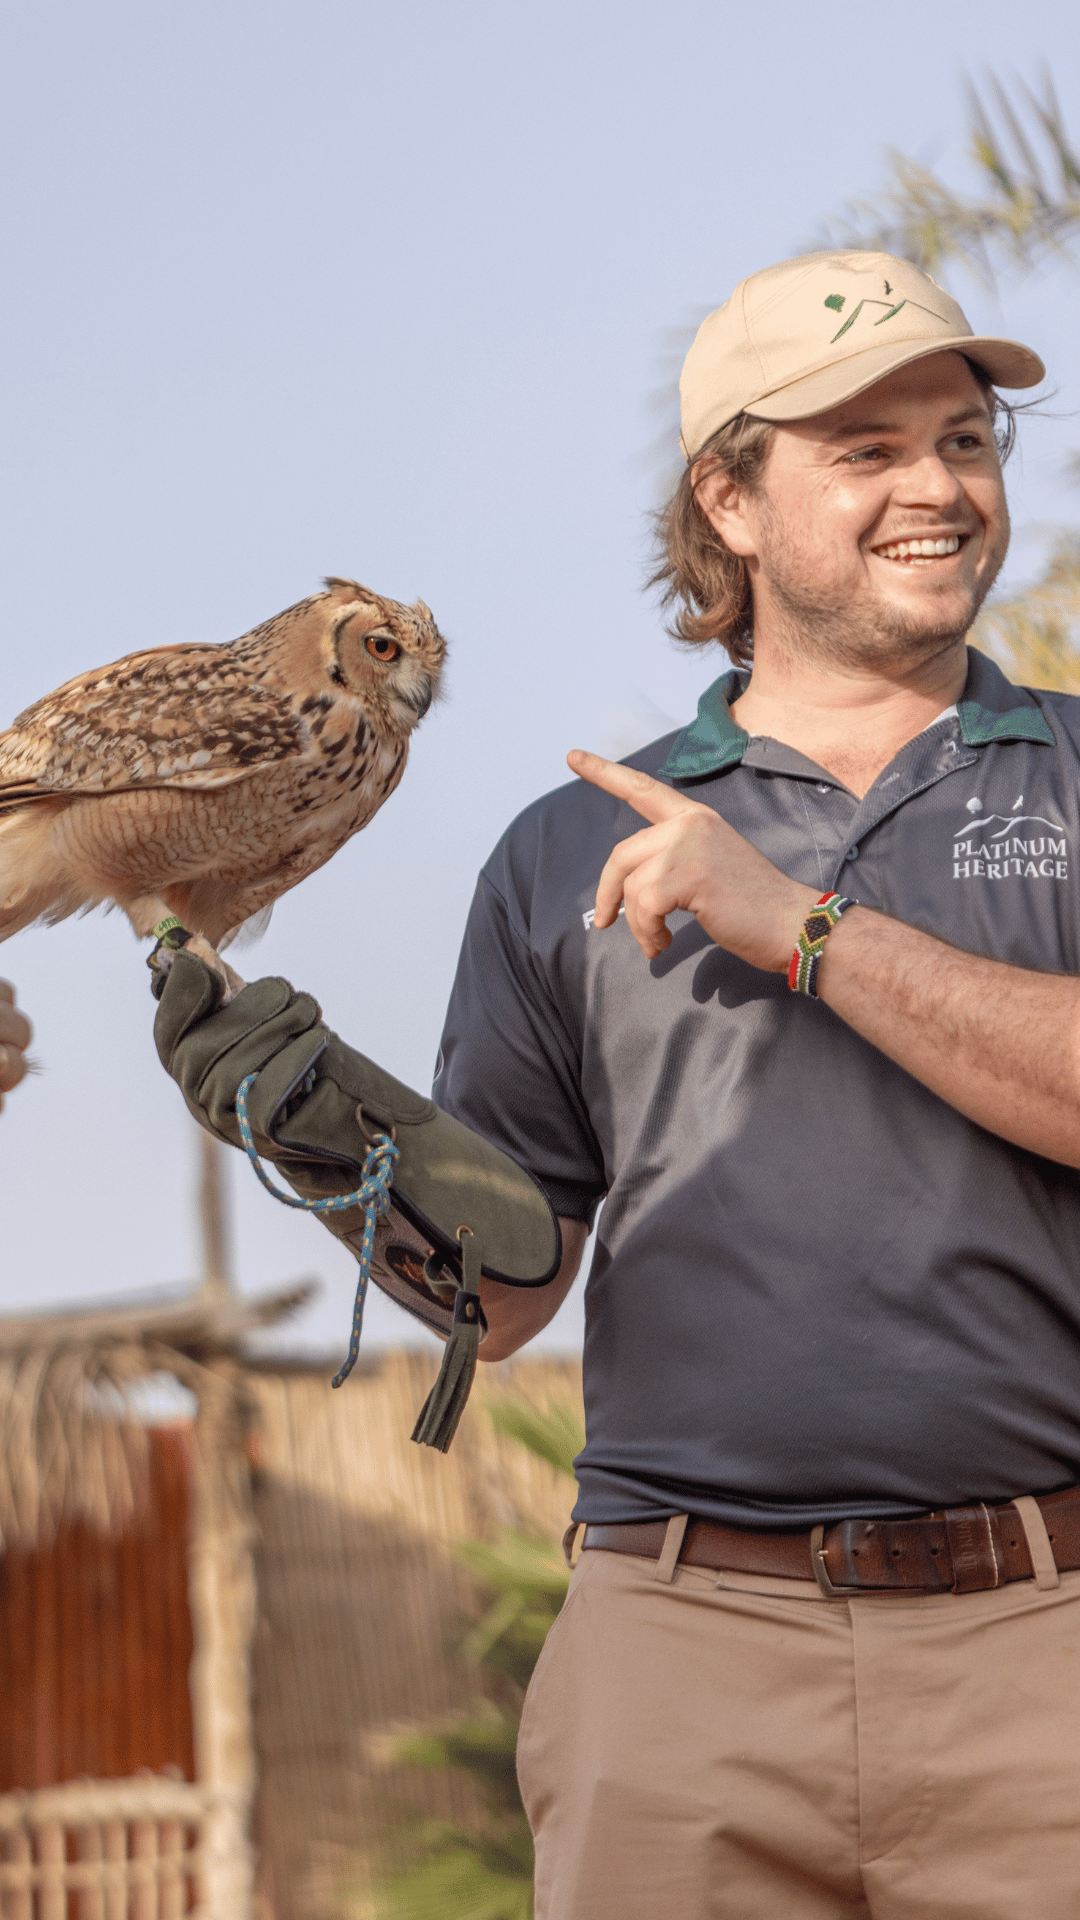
[812, 901, 867, 989]
[767, 883, 823, 974]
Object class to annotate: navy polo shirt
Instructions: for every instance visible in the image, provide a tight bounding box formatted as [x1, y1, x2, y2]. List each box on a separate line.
[435, 648, 1080, 1528]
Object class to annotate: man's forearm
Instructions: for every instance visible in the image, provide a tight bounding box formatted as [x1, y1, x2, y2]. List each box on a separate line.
[819, 908, 1080, 1167]
[479, 1215, 589, 1361]
[564, 754, 1080, 1171]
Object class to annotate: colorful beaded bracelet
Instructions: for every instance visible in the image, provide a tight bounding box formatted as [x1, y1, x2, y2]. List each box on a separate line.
[788, 892, 857, 998]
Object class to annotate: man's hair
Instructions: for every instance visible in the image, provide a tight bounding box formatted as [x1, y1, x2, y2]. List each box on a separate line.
[648, 360, 1017, 671]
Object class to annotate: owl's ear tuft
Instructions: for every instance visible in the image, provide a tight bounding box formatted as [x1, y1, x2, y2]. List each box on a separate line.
[323, 575, 367, 600]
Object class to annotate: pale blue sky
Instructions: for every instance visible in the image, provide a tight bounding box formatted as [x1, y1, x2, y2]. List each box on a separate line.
[2, 0, 1078, 1361]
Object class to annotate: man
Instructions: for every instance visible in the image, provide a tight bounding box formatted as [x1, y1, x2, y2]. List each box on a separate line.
[0, 980, 32, 1113]
[430, 251, 1080, 1916]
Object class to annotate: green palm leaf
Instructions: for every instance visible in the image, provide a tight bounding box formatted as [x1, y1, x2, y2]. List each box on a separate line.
[486, 1395, 585, 1478]
[373, 1838, 534, 1920]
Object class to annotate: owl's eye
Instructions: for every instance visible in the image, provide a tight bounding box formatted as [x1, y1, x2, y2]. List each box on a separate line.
[365, 633, 400, 663]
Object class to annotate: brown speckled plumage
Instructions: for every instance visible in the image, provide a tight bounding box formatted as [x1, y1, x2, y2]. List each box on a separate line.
[0, 577, 446, 948]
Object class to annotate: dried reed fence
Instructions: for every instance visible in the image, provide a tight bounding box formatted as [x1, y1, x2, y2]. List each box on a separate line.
[244, 1348, 583, 1920]
[0, 1777, 208, 1919]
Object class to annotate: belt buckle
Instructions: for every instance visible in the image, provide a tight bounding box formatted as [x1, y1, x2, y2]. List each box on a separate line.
[810, 1523, 863, 1598]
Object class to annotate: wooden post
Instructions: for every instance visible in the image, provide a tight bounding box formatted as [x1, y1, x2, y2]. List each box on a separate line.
[37, 1821, 65, 1920]
[198, 1129, 233, 1300]
[8, 1826, 32, 1920]
[103, 1818, 126, 1920]
[187, 1364, 256, 1919]
[77, 1820, 104, 1920]
[130, 1819, 157, 1920]
[159, 1819, 185, 1920]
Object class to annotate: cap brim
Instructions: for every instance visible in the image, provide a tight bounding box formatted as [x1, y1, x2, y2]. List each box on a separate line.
[746, 334, 1046, 423]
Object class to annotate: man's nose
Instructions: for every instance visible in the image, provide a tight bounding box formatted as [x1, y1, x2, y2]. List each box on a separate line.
[894, 452, 965, 509]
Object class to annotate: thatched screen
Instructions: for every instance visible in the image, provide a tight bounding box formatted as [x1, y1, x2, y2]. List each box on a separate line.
[244, 1349, 583, 1920]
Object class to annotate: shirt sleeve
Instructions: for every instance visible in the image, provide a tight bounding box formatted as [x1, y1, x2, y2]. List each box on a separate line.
[434, 870, 607, 1226]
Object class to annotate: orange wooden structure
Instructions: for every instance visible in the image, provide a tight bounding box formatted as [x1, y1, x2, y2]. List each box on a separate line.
[0, 1428, 195, 1796]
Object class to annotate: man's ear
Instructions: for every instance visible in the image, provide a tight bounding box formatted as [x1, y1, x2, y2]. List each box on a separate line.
[692, 460, 759, 560]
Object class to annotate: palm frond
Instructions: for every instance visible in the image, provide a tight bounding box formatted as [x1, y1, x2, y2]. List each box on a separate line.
[972, 531, 1080, 691]
[1022, 73, 1080, 195]
[814, 73, 1080, 284]
[485, 1396, 584, 1479]
[372, 1835, 534, 1920]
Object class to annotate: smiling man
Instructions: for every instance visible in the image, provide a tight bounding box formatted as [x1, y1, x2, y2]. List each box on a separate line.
[432, 253, 1080, 1916]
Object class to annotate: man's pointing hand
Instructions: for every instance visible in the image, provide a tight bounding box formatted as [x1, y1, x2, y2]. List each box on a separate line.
[567, 749, 821, 971]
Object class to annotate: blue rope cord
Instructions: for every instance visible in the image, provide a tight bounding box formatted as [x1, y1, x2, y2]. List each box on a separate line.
[235, 1070, 399, 1388]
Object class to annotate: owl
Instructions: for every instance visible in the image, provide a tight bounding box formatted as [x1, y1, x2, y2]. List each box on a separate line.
[0, 578, 446, 964]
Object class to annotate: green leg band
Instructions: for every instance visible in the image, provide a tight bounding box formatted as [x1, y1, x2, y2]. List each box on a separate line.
[147, 918, 194, 983]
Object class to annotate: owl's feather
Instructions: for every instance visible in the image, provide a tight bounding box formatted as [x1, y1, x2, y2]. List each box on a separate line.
[0, 645, 303, 805]
[0, 577, 445, 948]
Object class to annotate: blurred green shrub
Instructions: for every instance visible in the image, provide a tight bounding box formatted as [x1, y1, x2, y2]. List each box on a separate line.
[369, 1396, 584, 1920]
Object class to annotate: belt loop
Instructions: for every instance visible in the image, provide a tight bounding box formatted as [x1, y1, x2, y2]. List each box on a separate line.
[654, 1514, 689, 1583]
[944, 1504, 1004, 1592]
[562, 1522, 583, 1569]
[1012, 1496, 1061, 1591]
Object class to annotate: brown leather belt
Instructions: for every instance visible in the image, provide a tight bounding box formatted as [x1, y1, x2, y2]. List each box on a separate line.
[581, 1485, 1080, 1595]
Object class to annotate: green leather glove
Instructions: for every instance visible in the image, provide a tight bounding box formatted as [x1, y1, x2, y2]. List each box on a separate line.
[153, 949, 562, 1449]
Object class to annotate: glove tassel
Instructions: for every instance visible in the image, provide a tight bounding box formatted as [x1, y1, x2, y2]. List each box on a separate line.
[411, 1228, 484, 1453]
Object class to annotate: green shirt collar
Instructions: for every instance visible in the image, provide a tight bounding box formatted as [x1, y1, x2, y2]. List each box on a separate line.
[956, 647, 1057, 747]
[660, 648, 1054, 783]
[660, 669, 750, 781]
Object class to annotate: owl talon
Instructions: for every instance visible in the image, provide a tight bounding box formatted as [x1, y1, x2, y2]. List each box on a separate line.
[147, 943, 176, 983]
[146, 922, 244, 1005]
[183, 931, 246, 1005]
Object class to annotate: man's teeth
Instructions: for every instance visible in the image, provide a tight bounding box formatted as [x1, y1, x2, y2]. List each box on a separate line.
[875, 535, 962, 562]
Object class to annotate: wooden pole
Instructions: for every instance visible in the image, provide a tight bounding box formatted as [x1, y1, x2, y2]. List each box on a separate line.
[198, 1128, 233, 1299]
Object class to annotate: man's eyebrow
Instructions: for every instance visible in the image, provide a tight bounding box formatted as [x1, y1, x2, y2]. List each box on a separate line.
[825, 405, 991, 443]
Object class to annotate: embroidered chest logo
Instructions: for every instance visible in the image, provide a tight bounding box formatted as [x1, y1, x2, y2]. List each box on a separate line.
[953, 795, 1068, 883]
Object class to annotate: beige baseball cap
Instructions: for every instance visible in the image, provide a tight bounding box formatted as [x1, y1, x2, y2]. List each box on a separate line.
[679, 249, 1045, 461]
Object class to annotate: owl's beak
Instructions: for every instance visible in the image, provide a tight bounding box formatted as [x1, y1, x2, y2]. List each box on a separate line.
[408, 682, 434, 720]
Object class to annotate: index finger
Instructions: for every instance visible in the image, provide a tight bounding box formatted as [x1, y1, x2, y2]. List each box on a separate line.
[567, 750, 696, 825]
[0, 981, 14, 1008]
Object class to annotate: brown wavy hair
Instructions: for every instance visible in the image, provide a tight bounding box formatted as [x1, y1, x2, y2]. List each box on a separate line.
[648, 362, 1016, 672]
[648, 413, 775, 670]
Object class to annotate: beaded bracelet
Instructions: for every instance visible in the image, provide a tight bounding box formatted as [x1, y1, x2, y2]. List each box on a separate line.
[788, 892, 857, 998]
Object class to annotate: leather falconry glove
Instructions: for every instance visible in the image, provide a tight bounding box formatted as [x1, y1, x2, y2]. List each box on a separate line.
[152, 949, 561, 1450]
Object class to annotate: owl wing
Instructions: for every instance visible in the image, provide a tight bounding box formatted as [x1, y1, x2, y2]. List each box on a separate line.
[0, 643, 303, 811]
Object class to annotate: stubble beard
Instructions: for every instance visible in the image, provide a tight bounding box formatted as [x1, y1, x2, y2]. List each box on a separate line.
[751, 498, 1008, 676]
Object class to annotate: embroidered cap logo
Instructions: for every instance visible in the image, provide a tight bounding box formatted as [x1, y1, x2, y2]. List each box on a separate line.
[826, 294, 944, 346]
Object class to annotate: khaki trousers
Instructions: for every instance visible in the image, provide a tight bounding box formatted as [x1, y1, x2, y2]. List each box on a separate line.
[516, 1527, 1080, 1918]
